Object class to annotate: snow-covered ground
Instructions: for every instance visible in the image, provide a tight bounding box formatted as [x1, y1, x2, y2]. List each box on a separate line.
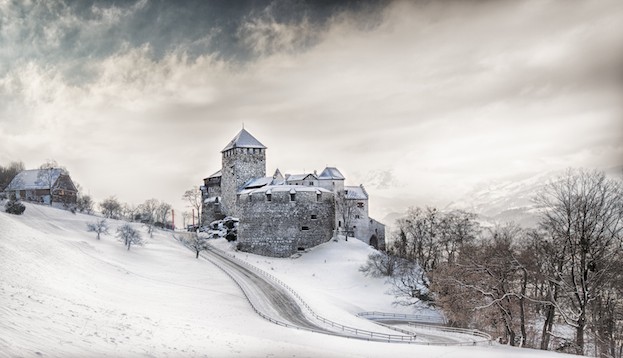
[0, 202, 576, 357]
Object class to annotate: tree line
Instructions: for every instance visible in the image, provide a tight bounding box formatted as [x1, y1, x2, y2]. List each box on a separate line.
[362, 169, 623, 357]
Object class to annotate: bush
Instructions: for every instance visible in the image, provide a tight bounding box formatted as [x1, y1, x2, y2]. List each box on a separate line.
[5, 199, 25, 215]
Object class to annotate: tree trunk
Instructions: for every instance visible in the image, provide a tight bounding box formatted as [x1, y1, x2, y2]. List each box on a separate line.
[576, 314, 585, 355]
[519, 267, 528, 347]
[541, 304, 555, 350]
[196, 250, 199, 258]
[127, 242, 131, 251]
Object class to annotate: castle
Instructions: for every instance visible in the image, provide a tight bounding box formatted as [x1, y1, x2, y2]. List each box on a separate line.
[200, 128, 385, 257]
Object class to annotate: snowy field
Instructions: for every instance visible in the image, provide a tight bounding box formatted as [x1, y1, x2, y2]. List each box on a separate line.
[0, 202, 576, 357]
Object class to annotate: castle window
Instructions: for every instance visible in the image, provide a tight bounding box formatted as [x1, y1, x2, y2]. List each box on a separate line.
[290, 193, 296, 201]
[316, 193, 321, 202]
[355, 215, 360, 219]
[311, 214, 317, 220]
[301, 226, 309, 231]
[357, 202, 364, 208]
[266, 193, 272, 202]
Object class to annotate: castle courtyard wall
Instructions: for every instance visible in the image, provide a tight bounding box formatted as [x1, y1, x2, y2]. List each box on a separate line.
[237, 188, 335, 257]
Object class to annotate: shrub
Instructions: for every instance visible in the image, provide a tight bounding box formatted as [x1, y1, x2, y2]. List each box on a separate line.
[5, 199, 25, 215]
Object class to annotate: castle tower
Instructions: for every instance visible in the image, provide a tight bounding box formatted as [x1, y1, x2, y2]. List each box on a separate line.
[220, 128, 266, 216]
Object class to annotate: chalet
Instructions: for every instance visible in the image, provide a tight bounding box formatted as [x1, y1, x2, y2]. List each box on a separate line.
[4, 168, 78, 205]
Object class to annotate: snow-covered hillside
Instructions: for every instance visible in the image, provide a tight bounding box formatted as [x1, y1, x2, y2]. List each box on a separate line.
[1, 202, 575, 357]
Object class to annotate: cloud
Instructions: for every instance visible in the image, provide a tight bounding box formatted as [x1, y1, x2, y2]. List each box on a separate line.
[0, 0, 621, 221]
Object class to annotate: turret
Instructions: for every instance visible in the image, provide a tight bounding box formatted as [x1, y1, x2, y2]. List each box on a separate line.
[220, 129, 266, 216]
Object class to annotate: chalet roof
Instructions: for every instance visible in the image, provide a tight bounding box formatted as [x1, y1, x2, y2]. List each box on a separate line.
[221, 128, 266, 152]
[345, 185, 368, 200]
[318, 167, 345, 180]
[208, 170, 222, 178]
[5, 169, 66, 191]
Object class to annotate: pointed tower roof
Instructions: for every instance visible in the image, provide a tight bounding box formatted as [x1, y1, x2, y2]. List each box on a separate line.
[318, 167, 345, 180]
[221, 128, 266, 152]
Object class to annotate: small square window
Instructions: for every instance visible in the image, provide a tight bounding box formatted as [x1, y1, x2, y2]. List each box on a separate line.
[357, 202, 364, 208]
[311, 214, 317, 220]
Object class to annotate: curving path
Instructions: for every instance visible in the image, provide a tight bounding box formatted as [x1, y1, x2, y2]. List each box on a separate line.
[189, 241, 490, 345]
[202, 246, 328, 332]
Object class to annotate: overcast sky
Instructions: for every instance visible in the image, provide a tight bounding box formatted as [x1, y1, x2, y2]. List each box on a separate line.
[1, 0, 621, 223]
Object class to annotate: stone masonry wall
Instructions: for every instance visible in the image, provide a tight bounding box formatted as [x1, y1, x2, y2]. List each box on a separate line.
[237, 189, 335, 257]
[370, 218, 386, 251]
[221, 147, 266, 217]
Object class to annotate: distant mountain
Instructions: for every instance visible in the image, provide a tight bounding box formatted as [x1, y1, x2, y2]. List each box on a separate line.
[446, 165, 623, 228]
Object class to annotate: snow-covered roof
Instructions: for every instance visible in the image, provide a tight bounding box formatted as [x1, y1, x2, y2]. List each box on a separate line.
[345, 186, 368, 200]
[239, 185, 331, 195]
[242, 176, 286, 189]
[208, 170, 221, 178]
[318, 167, 345, 180]
[5, 169, 66, 191]
[221, 128, 266, 152]
[285, 173, 318, 181]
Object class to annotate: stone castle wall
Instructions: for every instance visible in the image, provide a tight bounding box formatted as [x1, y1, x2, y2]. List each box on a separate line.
[221, 147, 266, 217]
[237, 188, 335, 257]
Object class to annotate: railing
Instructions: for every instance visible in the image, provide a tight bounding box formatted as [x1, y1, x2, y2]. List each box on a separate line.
[357, 311, 447, 325]
[204, 242, 417, 343]
[407, 322, 493, 346]
[173, 235, 492, 346]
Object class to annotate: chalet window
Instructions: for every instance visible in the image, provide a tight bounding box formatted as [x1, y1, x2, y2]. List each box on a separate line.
[308, 181, 313, 186]
[357, 202, 364, 208]
[311, 214, 317, 220]
[301, 226, 309, 231]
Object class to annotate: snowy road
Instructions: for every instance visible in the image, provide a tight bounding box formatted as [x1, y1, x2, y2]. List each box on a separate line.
[195, 243, 493, 346]
[201, 246, 328, 332]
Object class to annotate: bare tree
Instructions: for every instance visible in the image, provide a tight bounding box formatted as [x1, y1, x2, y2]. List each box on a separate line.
[389, 259, 433, 308]
[37, 159, 65, 205]
[182, 187, 202, 226]
[138, 198, 161, 237]
[185, 232, 209, 258]
[535, 169, 623, 355]
[87, 219, 109, 240]
[335, 193, 358, 238]
[359, 251, 400, 278]
[431, 224, 529, 346]
[0, 161, 24, 191]
[182, 211, 191, 228]
[116, 223, 144, 251]
[156, 202, 172, 227]
[121, 203, 140, 222]
[99, 196, 122, 219]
